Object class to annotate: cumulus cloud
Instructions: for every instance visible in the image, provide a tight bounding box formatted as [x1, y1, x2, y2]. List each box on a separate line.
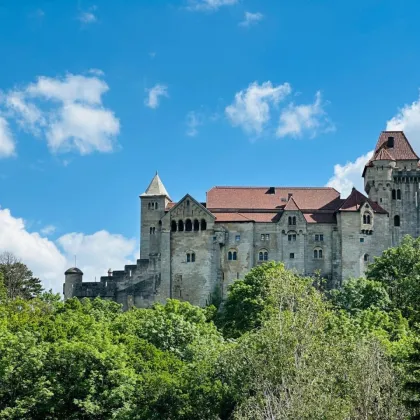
[0, 117, 16, 158]
[187, 0, 238, 11]
[386, 91, 420, 155]
[3, 72, 120, 155]
[239, 11, 264, 27]
[145, 84, 168, 109]
[0, 206, 138, 294]
[40, 225, 56, 236]
[277, 91, 334, 138]
[326, 150, 373, 198]
[225, 81, 291, 135]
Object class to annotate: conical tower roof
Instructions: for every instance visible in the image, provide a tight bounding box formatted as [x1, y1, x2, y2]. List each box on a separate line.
[141, 172, 171, 199]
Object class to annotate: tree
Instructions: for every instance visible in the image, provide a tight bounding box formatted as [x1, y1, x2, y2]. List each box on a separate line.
[0, 252, 43, 299]
[367, 235, 420, 321]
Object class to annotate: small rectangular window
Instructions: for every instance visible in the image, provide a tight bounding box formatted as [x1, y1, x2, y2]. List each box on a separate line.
[290, 253, 295, 259]
[235, 235, 240, 242]
[187, 253, 191, 263]
[315, 234, 319, 241]
[360, 238, 364, 243]
[320, 234, 324, 242]
[265, 234, 270, 240]
[261, 234, 265, 241]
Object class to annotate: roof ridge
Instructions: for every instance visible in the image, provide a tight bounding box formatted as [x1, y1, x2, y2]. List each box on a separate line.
[210, 186, 338, 190]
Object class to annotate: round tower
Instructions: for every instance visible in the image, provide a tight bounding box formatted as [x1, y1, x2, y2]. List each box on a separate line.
[64, 267, 83, 300]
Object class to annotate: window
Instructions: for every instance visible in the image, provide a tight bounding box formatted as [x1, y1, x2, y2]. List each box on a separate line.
[228, 250, 238, 261]
[187, 253, 196, 263]
[288, 216, 296, 225]
[258, 250, 268, 261]
[387, 136, 394, 148]
[235, 235, 241, 242]
[360, 238, 364, 243]
[315, 234, 319, 241]
[364, 254, 369, 262]
[185, 219, 192, 232]
[178, 220, 184, 232]
[155, 202, 159, 210]
[313, 249, 323, 259]
[394, 215, 400, 227]
[150, 227, 155, 235]
[265, 234, 270, 240]
[148, 203, 151, 209]
[193, 219, 200, 231]
[392, 189, 396, 200]
[320, 234, 324, 241]
[171, 221, 177, 232]
[363, 213, 372, 225]
[289, 253, 295, 259]
[201, 219, 207, 231]
[315, 234, 324, 241]
[261, 234, 265, 241]
[288, 234, 297, 242]
[397, 189, 401, 200]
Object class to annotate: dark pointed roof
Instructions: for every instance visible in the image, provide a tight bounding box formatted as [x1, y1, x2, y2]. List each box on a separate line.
[339, 188, 387, 214]
[65, 267, 83, 275]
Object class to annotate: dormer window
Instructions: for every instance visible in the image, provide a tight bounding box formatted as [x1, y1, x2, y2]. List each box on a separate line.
[387, 136, 394, 148]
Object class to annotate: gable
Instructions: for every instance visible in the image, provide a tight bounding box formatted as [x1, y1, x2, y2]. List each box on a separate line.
[169, 194, 215, 221]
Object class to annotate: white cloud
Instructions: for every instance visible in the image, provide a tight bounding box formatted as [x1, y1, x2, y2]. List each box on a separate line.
[78, 6, 97, 24]
[88, 68, 105, 76]
[186, 111, 203, 137]
[239, 11, 263, 27]
[40, 225, 56, 236]
[326, 150, 373, 198]
[386, 91, 420, 155]
[0, 206, 138, 294]
[0, 117, 16, 158]
[187, 0, 238, 11]
[277, 91, 334, 138]
[225, 81, 291, 135]
[145, 84, 168, 109]
[3, 72, 120, 155]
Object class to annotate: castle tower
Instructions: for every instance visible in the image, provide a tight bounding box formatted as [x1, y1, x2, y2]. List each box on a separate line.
[63, 267, 83, 300]
[363, 131, 420, 246]
[140, 172, 171, 259]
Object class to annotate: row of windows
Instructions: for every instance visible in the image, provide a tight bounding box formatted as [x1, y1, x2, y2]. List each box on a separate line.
[226, 249, 325, 261]
[171, 219, 207, 232]
[147, 202, 159, 210]
[392, 189, 402, 200]
[261, 234, 270, 241]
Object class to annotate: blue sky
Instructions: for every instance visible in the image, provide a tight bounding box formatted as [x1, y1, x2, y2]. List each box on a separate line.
[2, 0, 420, 291]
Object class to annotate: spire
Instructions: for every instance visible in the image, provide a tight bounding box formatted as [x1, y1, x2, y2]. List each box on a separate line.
[141, 172, 171, 199]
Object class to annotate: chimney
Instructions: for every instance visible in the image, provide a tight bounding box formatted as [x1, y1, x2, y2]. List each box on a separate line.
[108, 268, 113, 277]
[288, 193, 293, 200]
[267, 187, 275, 194]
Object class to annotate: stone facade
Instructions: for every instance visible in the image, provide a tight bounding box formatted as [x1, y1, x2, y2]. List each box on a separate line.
[64, 131, 420, 309]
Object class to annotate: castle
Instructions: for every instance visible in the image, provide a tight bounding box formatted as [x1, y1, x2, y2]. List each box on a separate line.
[64, 131, 420, 309]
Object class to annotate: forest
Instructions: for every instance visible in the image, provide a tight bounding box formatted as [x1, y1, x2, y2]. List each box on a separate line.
[1, 237, 420, 419]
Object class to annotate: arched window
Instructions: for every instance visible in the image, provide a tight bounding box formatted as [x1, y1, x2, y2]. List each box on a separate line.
[201, 219, 207, 231]
[288, 216, 296, 225]
[150, 227, 155, 235]
[185, 219, 192, 232]
[192, 253, 195, 262]
[171, 220, 177, 232]
[151, 202, 155, 210]
[314, 248, 323, 259]
[394, 215, 400, 227]
[155, 202, 159, 210]
[178, 220, 184, 231]
[364, 254, 369, 262]
[288, 216, 292, 225]
[187, 253, 191, 263]
[148, 202, 151, 209]
[150, 227, 153, 235]
[228, 250, 237, 261]
[397, 189, 401, 200]
[392, 189, 396, 200]
[258, 250, 269, 261]
[363, 213, 371, 225]
[193, 219, 199, 231]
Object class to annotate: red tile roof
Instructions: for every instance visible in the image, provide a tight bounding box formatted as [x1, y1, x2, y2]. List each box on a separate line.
[215, 212, 279, 223]
[374, 147, 395, 161]
[303, 213, 337, 224]
[207, 187, 340, 211]
[338, 188, 387, 214]
[284, 196, 300, 211]
[374, 131, 419, 161]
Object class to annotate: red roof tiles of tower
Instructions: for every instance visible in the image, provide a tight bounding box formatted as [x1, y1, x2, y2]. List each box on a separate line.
[374, 131, 418, 161]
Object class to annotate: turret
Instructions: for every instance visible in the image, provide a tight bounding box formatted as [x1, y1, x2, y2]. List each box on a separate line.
[140, 172, 171, 258]
[64, 267, 83, 300]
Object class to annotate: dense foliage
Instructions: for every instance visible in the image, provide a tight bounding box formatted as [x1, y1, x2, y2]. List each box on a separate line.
[2, 238, 420, 418]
